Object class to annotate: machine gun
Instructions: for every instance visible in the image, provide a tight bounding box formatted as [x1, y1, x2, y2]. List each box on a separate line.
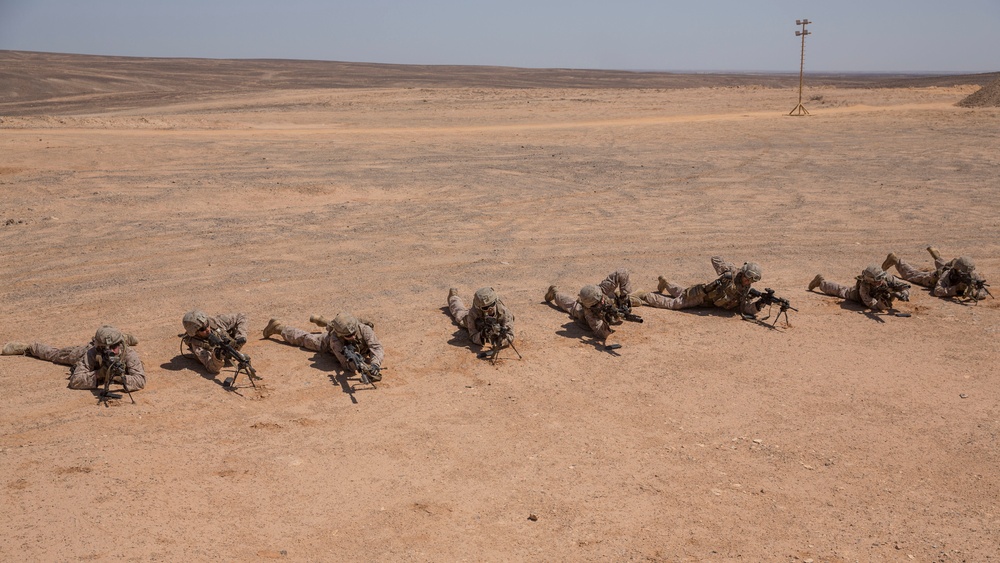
[598, 292, 644, 325]
[952, 271, 993, 304]
[871, 282, 910, 311]
[206, 330, 260, 390]
[747, 287, 798, 327]
[477, 316, 522, 365]
[342, 342, 381, 385]
[98, 349, 135, 405]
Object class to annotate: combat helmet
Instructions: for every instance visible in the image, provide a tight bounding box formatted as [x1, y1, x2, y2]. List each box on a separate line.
[329, 312, 359, 338]
[93, 325, 126, 350]
[953, 256, 975, 273]
[860, 264, 887, 284]
[578, 285, 604, 308]
[182, 310, 210, 337]
[473, 287, 498, 310]
[739, 262, 762, 283]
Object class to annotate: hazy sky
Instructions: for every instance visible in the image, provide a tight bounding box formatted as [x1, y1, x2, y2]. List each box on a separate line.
[1, 0, 998, 72]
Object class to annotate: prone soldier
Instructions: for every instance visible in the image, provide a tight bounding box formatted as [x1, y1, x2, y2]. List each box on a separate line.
[263, 312, 384, 383]
[635, 257, 771, 318]
[2, 325, 145, 391]
[808, 264, 911, 312]
[882, 246, 990, 302]
[545, 267, 642, 345]
[447, 286, 516, 353]
[180, 309, 249, 374]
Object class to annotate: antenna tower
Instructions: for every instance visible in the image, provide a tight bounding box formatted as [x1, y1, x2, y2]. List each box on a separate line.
[789, 19, 812, 116]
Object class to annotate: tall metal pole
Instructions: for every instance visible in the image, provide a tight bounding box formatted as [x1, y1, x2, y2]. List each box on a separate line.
[789, 19, 811, 116]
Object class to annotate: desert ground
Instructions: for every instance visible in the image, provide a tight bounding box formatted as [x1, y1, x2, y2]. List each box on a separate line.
[2, 51, 1000, 561]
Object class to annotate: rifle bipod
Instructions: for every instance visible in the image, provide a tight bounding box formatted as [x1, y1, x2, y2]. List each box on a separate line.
[223, 358, 260, 391]
[98, 379, 135, 406]
[478, 342, 523, 364]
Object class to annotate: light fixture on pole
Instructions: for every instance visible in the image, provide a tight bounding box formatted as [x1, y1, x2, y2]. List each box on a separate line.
[789, 19, 812, 116]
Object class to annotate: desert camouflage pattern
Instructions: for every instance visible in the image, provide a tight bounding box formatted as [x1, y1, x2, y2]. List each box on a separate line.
[553, 268, 633, 340]
[182, 312, 249, 374]
[640, 257, 758, 316]
[448, 292, 516, 346]
[69, 345, 146, 390]
[817, 271, 910, 310]
[279, 322, 384, 372]
[891, 256, 988, 300]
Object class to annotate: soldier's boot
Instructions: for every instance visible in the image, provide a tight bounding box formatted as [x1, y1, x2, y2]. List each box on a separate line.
[125, 333, 140, 347]
[2, 342, 29, 356]
[881, 252, 899, 271]
[447, 288, 459, 302]
[657, 276, 669, 294]
[927, 246, 941, 260]
[263, 318, 284, 339]
[544, 285, 558, 303]
[808, 274, 824, 291]
[630, 291, 649, 306]
[309, 315, 330, 328]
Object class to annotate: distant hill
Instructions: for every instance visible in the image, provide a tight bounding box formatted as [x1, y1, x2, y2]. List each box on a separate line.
[957, 77, 1000, 107]
[1, 50, 997, 116]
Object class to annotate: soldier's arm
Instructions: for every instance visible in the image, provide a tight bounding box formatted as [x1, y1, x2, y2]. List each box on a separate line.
[327, 336, 351, 370]
[67, 348, 100, 389]
[122, 348, 146, 390]
[889, 276, 911, 300]
[465, 310, 485, 345]
[932, 270, 960, 297]
[598, 268, 633, 297]
[711, 256, 734, 276]
[858, 283, 881, 309]
[500, 306, 516, 343]
[216, 313, 249, 343]
[361, 325, 385, 368]
[583, 308, 613, 341]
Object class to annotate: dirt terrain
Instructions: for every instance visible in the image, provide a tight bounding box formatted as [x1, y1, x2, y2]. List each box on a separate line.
[2, 52, 999, 561]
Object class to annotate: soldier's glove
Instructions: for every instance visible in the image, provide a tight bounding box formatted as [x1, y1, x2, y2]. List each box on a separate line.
[213, 347, 226, 360]
[368, 364, 382, 382]
[499, 329, 514, 347]
[234, 336, 247, 347]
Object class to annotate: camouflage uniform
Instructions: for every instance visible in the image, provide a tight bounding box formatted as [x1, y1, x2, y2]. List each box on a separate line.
[12, 326, 146, 390]
[448, 287, 516, 346]
[640, 257, 762, 317]
[887, 252, 988, 300]
[813, 265, 910, 311]
[551, 268, 634, 340]
[180, 310, 249, 374]
[272, 314, 384, 374]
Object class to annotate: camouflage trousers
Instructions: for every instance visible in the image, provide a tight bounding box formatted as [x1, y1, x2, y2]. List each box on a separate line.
[817, 280, 861, 303]
[640, 282, 707, 310]
[553, 290, 585, 321]
[279, 326, 325, 352]
[28, 343, 87, 366]
[28, 343, 116, 389]
[447, 295, 470, 329]
[892, 259, 939, 287]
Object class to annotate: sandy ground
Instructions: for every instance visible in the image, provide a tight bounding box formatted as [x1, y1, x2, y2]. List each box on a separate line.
[2, 54, 1000, 561]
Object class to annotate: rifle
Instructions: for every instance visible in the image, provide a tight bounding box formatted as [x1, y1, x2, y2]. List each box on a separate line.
[98, 349, 135, 405]
[747, 287, 798, 327]
[953, 271, 992, 304]
[342, 342, 381, 385]
[206, 330, 260, 390]
[870, 282, 910, 310]
[477, 316, 522, 364]
[598, 292, 644, 325]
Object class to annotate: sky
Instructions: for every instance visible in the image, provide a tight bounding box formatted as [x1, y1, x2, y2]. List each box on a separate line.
[1, 0, 998, 73]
